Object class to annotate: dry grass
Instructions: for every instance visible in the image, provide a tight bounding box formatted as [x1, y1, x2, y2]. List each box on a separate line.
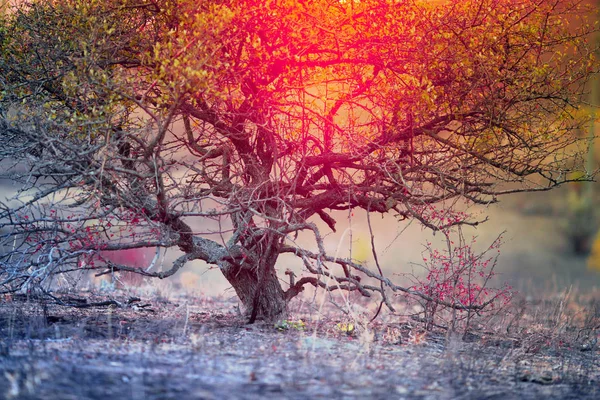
[0, 287, 598, 399]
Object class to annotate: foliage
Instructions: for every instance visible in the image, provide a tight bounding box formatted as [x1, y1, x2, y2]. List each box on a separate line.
[335, 322, 356, 335]
[411, 225, 512, 331]
[0, 0, 598, 320]
[274, 319, 306, 331]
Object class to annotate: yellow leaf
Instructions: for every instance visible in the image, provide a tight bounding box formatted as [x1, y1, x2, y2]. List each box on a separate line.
[336, 322, 355, 333]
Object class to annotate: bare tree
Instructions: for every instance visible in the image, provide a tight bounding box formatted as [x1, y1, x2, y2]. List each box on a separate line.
[0, 0, 597, 320]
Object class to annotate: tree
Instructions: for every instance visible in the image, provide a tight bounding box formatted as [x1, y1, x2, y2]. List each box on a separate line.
[0, 0, 597, 321]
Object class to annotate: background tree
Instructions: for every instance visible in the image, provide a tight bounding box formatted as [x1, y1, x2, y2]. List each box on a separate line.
[0, 0, 597, 321]
[562, 0, 600, 256]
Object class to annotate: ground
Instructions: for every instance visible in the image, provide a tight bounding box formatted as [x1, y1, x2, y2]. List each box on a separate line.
[0, 290, 598, 400]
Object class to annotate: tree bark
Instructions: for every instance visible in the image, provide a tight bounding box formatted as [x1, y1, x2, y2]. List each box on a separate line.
[222, 261, 287, 322]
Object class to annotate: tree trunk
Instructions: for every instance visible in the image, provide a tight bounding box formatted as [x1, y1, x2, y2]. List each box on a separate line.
[222, 262, 287, 322]
[221, 213, 288, 322]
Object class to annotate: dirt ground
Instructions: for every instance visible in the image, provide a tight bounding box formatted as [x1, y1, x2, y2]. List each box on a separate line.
[0, 290, 598, 400]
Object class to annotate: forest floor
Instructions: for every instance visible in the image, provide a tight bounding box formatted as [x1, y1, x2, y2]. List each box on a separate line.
[1, 289, 599, 400]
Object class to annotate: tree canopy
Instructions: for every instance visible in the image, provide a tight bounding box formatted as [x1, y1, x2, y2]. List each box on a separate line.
[0, 0, 597, 320]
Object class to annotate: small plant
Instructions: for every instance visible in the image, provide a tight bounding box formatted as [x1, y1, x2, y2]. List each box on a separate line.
[411, 226, 513, 333]
[274, 319, 306, 332]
